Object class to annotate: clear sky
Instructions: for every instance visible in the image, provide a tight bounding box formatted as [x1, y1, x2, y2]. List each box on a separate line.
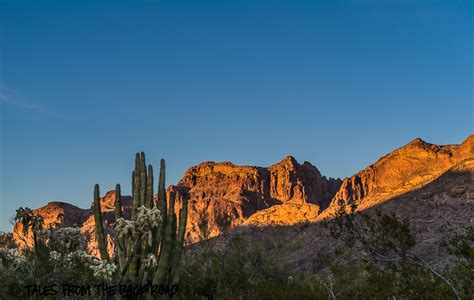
[0, 0, 472, 231]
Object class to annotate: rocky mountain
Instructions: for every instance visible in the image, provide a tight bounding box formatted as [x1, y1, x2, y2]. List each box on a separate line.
[178, 156, 341, 241]
[12, 156, 341, 255]
[196, 156, 474, 272]
[11, 135, 473, 259]
[318, 134, 474, 219]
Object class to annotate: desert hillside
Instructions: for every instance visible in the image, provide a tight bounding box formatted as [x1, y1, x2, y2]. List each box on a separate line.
[214, 156, 473, 273]
[322, 135, 474, 217]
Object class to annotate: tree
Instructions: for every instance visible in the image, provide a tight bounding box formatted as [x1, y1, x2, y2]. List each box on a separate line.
[14, 207, 45, 258]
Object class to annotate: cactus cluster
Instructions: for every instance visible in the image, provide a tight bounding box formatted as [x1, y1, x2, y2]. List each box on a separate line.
[93, 152, 188, 286]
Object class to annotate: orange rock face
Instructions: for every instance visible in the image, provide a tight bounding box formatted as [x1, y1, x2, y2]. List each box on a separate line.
[13, 202, 87, 249]
[13, 192, 132, 258]
[79, 191, 132, 258]
[319, 135, 474, 218]
[178, 156, 341, 241]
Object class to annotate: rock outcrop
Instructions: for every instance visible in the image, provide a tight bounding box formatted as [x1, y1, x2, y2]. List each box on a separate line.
[319, 135, 474, 218]
[178, 156, 341, 241]
[13, 202, 87, 249]
[13, 192, 132, 258]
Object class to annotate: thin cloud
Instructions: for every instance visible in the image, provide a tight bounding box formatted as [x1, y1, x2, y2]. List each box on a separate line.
[0, 86, 42, 110]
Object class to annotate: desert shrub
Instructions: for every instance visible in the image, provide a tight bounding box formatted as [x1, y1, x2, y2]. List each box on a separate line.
[177, 207, 474, 299]
[0, 232, 14, 248]
[178, 231, 328, 299]
[0, 217, 117, 298]
[322, 204, 473, 299]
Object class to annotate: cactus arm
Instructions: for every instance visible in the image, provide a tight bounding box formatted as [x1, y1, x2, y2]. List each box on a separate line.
[139, 152, 147, 207]
[170, 190, 189, 284]
[131, 152, 140, 221]
[129, 153, 148, 282]
[127, 153, 141, 280]
[114, 184, 123, 220]
[93, 184, 110, 262]
[157, 159, 167, 220]
[153, 190, 176, 285]
[146, 165, 154, 209]
[151, 159, 166, 255]
[118, 236, 142, 285]
[139, 166, 155, 279]
[158, 160, 167, 240]
[114, 184, 126, 270]
[133, 153, 147, 280]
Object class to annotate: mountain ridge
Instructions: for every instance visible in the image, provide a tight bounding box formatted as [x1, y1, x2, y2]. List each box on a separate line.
[11, 134, 473, 258]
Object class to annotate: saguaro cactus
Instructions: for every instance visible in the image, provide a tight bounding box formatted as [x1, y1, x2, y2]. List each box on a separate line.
[93, 152, 188, 286]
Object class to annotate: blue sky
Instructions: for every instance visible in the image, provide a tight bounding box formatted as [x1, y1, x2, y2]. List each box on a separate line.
[0, 0, 472, 231]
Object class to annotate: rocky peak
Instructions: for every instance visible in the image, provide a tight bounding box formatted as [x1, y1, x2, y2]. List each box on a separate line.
[272, 155, 299, 169]
[404, 137, 436, 150]
[94, 190, 118, 211]
[178, 156, 341, 242]
[321, 135, 474, 217]
[460, 134, 474, 153]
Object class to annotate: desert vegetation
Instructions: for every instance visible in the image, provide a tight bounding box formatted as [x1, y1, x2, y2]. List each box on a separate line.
[1, 153, 188, 298]
[0, 151, 472, 299]
[1, 200, 472, 298]
[175, 204, 473, 299]
[92, 153, 189, 288]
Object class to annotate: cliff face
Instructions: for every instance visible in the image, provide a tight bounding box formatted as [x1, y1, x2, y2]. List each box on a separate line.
[320, 135, 474, 218]
[178, 156, 341, 241]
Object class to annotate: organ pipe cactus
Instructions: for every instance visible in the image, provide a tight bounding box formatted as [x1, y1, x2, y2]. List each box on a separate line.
[93, 152, 188, 287]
